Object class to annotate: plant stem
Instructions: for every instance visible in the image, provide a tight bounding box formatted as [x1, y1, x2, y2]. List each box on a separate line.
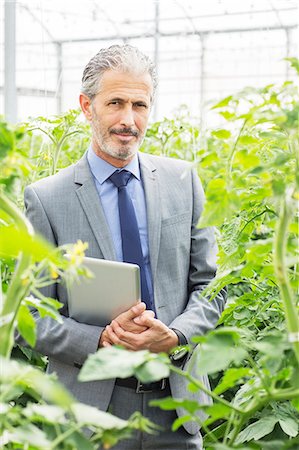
[0, 194, 34, 357]
[170, 365, 244, 414]
[273, 190, 299, 366]
[238, 208, 276, 237]
[227, 118, 247, 186]
[246, 354, 272, 395]
[223, 410, 236, 444]
[49, 423, 82, 449]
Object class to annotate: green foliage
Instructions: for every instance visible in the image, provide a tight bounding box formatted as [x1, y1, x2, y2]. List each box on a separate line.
[24, 109, 90, 180]
[89, 60, 298, 448]
[1, 58, 299, 448]
[0, 117, 157, 448]
[79, 347, 170, 384]
[0, 358, 157, 449]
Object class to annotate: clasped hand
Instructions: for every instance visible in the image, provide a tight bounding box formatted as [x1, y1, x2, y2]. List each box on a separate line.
[100, 302, 178, 353]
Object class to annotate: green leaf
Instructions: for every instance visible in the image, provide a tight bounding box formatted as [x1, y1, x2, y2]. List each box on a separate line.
[0, 357, 73, 407]
[252, 333, 286, 356]
[285, 57, 299, 74]
[0, 225, 56, 262]
[198, 178, 231, 227]
[211, 95, 233, 109]
[192, 329, 248, 375]
[79, 347, 150, 382]
[238, 135, 259, 145]
[291, 397, 299, 412]
[235, 415, 278, 443]
[219, 111, 236, 121]
[278, 416, 298, 437]
[64, 431, 94, 450]
[135, 359, 170, 383]
[203, 403, 232, 425]
[211, 129, 232, 139]
[172, 415, 193, 431]
[72, 403, 128, 429]
[23, 403, 66, 424]
[16, 304, 36, 347]
[150, 397, 199, 414]
[214, 367, 251, 394]
[0, 122, 15, 160]
[7, 423, 51, 448]
[24, 295, 63, 323]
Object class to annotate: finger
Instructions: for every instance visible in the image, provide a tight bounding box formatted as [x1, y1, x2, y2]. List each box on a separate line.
[106, 325, 136, 350]
[105, 324, 125, 346]
[115, 302, 146, 322]
[110, 320, 132, 340]
[130, 302, 147, 316]
[109, 321, 136, 344]
[142, 310, 155, 319]
[133, 314, 156, 327]
[110, 320, 145, 349]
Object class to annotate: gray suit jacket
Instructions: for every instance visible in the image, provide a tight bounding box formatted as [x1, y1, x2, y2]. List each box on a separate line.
[23, 152, 226, 434]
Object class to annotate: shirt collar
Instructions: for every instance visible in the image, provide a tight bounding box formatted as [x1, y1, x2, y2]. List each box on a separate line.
[87, 146, 141, 185]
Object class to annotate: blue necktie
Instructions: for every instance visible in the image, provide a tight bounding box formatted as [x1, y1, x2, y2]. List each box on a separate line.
[109, 170, 151, 310]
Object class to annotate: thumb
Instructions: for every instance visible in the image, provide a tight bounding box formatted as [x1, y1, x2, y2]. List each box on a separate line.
[128, 301, 146, 318]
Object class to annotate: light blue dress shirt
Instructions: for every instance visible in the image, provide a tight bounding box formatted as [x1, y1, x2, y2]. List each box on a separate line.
[87, 147, 154, 309]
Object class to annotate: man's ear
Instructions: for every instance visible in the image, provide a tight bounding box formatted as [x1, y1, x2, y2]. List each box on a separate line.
[79, 93, 92, 121]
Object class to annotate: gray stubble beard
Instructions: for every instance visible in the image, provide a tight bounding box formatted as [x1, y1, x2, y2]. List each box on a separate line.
[90, 112, 144, 161]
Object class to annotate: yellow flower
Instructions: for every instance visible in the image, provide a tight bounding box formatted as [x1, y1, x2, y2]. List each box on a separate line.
[68, 240, 88, 265]
[43, 153, 51, 161]
[293, 191, 299, 200]
[50, 267, 59, 279]
[73, 240, 89, 255]
[21, 277, 30, 286]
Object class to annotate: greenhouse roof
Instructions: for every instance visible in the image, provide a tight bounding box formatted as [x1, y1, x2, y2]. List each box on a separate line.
[1, 0, 298, 123]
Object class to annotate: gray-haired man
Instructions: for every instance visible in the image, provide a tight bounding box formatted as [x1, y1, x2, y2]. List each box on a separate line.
[24, 45, 226, 449]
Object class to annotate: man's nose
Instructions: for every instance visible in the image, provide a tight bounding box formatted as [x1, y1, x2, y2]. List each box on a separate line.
[119, 106, 135, 127]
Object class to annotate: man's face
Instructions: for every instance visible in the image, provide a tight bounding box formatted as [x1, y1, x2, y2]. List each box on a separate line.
[85, 69, 153, 166]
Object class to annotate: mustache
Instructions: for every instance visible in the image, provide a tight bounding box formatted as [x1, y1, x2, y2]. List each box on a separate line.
[110, 127, 139, 137]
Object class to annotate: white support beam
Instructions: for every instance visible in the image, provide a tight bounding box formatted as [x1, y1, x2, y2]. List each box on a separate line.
[56, 43, 63, 114]
[4, 0, 17, 123]
[153, 1, 160, 121]
[53, 24, 296, 45]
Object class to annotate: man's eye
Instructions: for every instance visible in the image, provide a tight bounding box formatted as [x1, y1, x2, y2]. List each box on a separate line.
[135, 103, 148, 108]
[109, 101, 120, 105]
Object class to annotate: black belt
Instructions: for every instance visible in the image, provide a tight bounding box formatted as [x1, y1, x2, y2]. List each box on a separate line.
[115, 376, 168, 393]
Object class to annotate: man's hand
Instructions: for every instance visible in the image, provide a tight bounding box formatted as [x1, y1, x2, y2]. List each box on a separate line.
[104, 314, 179, 353]
[98, 302, 155, 348]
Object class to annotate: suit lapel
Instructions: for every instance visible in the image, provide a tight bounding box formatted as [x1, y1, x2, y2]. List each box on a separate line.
[139, 153, 161, 282]
[74, 155, 117, 261]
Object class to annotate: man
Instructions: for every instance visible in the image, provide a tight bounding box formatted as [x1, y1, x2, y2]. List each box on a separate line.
[23, 45, 226, 449]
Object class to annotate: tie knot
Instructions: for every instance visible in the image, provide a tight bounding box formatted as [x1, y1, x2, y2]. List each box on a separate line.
[109, 170, 132, 188]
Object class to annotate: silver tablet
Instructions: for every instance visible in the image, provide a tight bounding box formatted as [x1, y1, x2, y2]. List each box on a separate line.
[67, 256, 140, 326]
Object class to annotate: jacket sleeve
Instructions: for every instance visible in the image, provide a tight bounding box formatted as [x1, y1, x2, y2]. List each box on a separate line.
[15, 185, 103, 368]
[168, 168, 226, 343]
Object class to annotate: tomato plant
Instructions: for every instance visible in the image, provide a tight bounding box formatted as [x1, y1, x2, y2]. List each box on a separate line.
[0, 122, 156, 449]
[83, 61, 299, 449]
[1, 59, 298, 449]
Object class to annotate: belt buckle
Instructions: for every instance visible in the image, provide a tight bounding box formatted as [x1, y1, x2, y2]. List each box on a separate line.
[136, 378, 166, 394]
